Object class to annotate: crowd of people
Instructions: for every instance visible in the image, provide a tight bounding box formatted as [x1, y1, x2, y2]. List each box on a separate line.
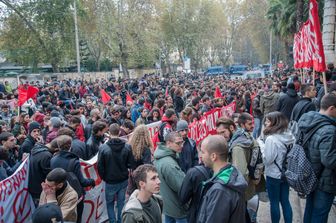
[0, 67, 336, 223]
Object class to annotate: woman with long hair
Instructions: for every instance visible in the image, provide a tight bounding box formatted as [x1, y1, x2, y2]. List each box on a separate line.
[263, 111, 295, 223]
[128, 125, 153, 168]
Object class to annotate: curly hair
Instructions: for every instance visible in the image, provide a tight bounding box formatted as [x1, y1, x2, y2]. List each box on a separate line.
[128, 125, 153, 161]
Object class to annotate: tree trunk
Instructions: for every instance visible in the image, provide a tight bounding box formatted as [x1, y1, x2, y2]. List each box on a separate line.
[322, 0, 336, 64]
[296, 0, 304, 32]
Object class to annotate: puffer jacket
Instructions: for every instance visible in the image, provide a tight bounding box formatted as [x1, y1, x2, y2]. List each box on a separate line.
[228, 128, 256, 200]
[262, 132, 295, 179]
[260, 91, 279, 115]
[154, 143, 188, 218]
[298, 111, 336, 194]
[197, 164, 247, 223]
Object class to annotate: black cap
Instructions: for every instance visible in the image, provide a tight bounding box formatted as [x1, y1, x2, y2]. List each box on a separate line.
[32, 203, 63, 223]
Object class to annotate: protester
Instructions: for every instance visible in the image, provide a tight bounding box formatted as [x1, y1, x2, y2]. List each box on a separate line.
[57, 127, 87, 160]
[122, 164, 162, 223]
[154, 132, 188, 223]
[50, 135, 95, 223]
[20, 121, 42, 157]
[86, 120, 108, 159]
[0, 132, 19, 167]
[28, 141, 53, 206]
[276, 83, 300, 120]
[290, 84, 316, 123]
[252, 90, 264, 139]
[298, 94, 336, 223]
[260, 83, 280, 116]
[198, 135, 247, 223]
[97, 123, 135, 223]
[263, 111, 295, 223]
[39, 168, 78, 222]
[176, 120, 198, 173]
[32, 203, 64, 223]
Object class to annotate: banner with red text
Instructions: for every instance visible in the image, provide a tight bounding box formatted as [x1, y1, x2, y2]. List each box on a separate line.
[188, 102, 236, 144]
[80, 156, 108, 223]
[0, 158, 35, 223]
[293, 0, 326, 72]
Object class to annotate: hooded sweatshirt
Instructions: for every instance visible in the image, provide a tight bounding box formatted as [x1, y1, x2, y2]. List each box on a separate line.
[276, 88, 300, 120]
[228, 128, 256, 200]
[197, 164, 248, 223]
[263, 132, 295, 179]
[260, 91, 279, 115]
[153, 143, 188, 218]
[97, 138, 135, 184]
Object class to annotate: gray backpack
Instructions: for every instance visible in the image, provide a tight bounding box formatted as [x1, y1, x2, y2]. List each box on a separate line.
[282, 124, 327, 195]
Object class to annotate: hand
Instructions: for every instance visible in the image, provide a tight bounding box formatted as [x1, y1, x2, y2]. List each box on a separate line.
[21, 153, 29, 161]
[41, 182, 55, 197]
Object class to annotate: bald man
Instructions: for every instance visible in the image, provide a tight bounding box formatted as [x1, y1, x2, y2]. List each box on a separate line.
[197, 135, 248, 223]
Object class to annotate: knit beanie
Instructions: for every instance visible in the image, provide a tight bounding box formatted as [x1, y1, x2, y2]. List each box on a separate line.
[29, 121, 41, 134]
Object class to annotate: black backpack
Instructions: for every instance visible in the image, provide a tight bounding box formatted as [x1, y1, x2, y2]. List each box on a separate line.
[66, 159, 84, 200]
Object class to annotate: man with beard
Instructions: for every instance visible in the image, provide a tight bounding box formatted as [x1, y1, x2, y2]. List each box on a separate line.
[86, 121, 108, 159]
[197, 135, 247, 223]
[20, 122, 42, 158]
[176, 120, 198, 173]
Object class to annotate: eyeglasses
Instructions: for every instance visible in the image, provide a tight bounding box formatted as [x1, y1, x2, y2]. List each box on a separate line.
[175, 141, 184, 146]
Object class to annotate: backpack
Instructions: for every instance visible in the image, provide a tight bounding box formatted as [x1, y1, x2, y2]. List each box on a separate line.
[66, 159, 84, 200]
[247, 140, 264, 181]
[152, 122, 168, 149]
[277, 123, 328, 195]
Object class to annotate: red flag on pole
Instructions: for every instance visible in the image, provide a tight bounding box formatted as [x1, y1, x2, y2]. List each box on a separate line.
[293, 0, 326, 72]
[100, 89, 111, 104]
[214, 86, 222, 98]
[126, 92, 133, 104]
[17, 85, 39, 106]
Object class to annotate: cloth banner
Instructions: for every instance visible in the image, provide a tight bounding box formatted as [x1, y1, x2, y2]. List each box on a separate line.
[293, 0, 326, 72]
[0, 102, 236, 222]
[0, 157, 35, 223]
[188, 102, 236, 144]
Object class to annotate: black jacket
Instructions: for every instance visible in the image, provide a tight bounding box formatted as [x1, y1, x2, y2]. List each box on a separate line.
[71, 138, 87, 160]
[20, 135, 36, 157]
[252, 95, 263, 119]
[290, 97, 316, 122]
[179, 138, 198, 173]
[28, 143, 52, 199]
[298, 111, 336, 194]
[50, 151, 95, 188]
[86, 135, 104, 160]
[174, 96, 185, 113]
[97, 138, 135, 184]
[179, 165, 212, 223]
[276, 88, 300, 120]
[197, 164, 247, 223]
[133, 147, 152, 169]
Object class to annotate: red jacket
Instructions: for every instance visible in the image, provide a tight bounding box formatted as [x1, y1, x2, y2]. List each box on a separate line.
[76, 124, 86, 142]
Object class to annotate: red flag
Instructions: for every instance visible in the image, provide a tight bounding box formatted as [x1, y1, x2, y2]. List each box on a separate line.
[100, 89, 111, 104]
[214, 86, 222, 98]
[165, 86, 169, 97]
[126, 92, 133, 104]
[17, 85, 39, 106]
[18, 85, 28, 106]
[293, 0, 326, 72]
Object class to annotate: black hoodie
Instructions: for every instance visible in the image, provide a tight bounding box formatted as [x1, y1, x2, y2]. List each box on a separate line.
[277, 88, 300, 120]
[28, 143, 52, 199]
[97, 138, 135, 184]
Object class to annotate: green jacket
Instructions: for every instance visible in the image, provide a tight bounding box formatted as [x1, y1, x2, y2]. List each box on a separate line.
[154, 143, 188, 218]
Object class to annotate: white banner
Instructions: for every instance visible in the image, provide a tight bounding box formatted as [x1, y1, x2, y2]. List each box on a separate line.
[0, 157, 35, 223]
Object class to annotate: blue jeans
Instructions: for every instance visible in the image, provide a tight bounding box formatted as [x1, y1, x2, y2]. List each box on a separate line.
[105, 180, 128, 223]
[303, 189, 335, 223]
[253, 117, 262, 139]
[266, 176, 292, 223]
[164, 215, 188, 223]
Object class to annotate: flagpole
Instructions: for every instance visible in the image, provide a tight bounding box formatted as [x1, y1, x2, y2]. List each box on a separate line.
[322, 72, 328, 95]
[313, 68, 315, 86]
